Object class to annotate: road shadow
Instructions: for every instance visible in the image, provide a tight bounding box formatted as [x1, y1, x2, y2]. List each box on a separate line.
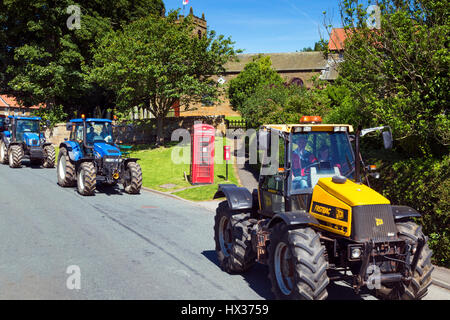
[201, 250, 274, 299]
[326, 269, 373, 300]
[201, 250, 375, 300]
[96, 183, 125, 196]
[22, 159, 46, 169]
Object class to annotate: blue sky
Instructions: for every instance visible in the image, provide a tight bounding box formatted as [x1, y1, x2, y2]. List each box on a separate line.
[163, 0, 343, 53]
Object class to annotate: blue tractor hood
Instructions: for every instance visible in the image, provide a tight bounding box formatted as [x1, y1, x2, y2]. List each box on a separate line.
[23, 132, 40, 146]
[93, 142, 122, 158]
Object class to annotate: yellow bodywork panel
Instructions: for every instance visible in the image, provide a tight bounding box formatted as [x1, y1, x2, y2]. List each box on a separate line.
[310, 185, 353, 237]
[317, 177, 390, 207]
[309, 178, 390, 237]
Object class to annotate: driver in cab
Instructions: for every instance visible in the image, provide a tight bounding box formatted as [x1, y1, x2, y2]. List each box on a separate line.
[291, 135, 317, 189]
[101, 124, 112, 143]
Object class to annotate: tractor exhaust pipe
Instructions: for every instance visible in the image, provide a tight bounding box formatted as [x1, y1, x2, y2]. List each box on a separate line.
[355, 125, 362, 183]
[81, 115, 93, 150]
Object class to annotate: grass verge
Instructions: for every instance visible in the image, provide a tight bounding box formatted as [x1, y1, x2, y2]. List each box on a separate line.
[129, 139, 239, 201]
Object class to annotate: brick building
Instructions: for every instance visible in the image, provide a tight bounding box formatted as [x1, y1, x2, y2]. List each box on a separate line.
[180, 51, 329, 117]
[0, 94, 45, 116]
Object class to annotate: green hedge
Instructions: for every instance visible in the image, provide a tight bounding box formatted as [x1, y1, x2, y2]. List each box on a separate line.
[368, 153, 450, 267]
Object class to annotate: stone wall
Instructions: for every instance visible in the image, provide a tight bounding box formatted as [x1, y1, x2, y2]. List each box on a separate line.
[44, 116, 227, 146]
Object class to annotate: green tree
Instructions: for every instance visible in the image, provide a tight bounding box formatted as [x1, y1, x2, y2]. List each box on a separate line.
[313, 39, 328, 51]
[227, 56, 284, 113]
[239, 81, 330, 128]
[334, 0, 449, 157]
[0, 0, 165, 117]
[91, 11, 238, 144]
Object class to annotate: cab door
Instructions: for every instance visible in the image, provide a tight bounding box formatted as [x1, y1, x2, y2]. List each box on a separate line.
[259, 136, 286, 216]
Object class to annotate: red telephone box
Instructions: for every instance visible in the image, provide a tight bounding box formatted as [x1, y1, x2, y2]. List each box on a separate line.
[190, 123, 215, 184]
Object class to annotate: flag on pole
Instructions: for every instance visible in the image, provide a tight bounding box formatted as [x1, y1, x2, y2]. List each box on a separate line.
[183, 0, 189, 5]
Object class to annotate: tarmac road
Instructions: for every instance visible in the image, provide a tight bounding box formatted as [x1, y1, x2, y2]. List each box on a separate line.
[0, 161, 448, 300]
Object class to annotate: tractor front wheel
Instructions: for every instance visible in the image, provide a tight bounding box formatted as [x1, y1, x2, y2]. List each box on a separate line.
[123, 162, 142, 194]
[57, 148, 76, 187]
[8, 145, 23, 168]
[77, 162, 96, 196]
[0, 141, 8, 164]
[375, 221, 433, 300]
[268, 223, 329, 300]
[213, 201, 256, 273]
[42, 145, 56, 168]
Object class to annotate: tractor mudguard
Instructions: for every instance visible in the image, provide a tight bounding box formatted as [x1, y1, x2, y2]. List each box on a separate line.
[60, 141, 83, 162]
[268, 211, 319, 229]
[213, 184, 253, 211]
[75, 157, 95, 164]
[123, 158, 140, 166]
[391, 205, 421, 222]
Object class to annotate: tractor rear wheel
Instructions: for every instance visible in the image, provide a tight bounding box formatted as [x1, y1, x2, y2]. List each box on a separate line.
[268, 223, 329, 300]
[123, 162, 142, 194]
[375, 221, 433, 300]
[57, 148, 76, 187]
[77, 162, 96, 196]
[8, 145, 23, 168]
[0, 141, 8, 164]
[42, 145, 56, 168]
[213, 201, 256, 273]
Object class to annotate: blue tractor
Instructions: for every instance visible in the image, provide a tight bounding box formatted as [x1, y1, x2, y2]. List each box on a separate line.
[0, 116, 55, 168]
[57, 116, 143, 196]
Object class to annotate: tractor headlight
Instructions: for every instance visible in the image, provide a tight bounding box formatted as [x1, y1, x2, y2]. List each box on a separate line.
[351, 248, 362, 259]
[348, 245, 363, 260]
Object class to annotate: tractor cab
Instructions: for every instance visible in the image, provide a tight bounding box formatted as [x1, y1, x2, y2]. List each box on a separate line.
[6, 116, 42, 145]
[70, 118, 114, 146]
[68, 117, 119, 159]
[258, 116, 356, 214]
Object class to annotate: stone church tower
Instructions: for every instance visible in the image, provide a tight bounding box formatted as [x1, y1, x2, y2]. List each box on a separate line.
[177, 7, 207, 38]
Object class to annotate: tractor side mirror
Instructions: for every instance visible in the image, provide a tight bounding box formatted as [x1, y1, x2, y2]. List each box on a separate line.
[66, 123, 72, 131]
[258, 130, 270, 151]
[382, 131, 393, 149]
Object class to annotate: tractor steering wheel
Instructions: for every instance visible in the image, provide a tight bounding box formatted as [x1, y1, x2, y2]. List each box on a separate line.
[302, 160, 320, 172]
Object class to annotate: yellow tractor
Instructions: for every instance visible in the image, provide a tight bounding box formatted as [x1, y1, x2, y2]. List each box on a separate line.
[213, 116, 433, 300]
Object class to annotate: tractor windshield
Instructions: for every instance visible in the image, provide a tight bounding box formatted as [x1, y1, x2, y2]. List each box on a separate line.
[85, 122, 113, 144]
[290, 131, 355, 194]
[16, 119, 40, 142]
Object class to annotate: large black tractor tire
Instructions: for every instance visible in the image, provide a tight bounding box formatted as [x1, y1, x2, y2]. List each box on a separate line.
[76, 162, 96, 196]
[0, 141, 8, 164]
[123, 161, 142, 194]
[57, 148, 76, 187]
[213, 201, 256, 273]
[42, 145, 56, 168]
[375, 221, 434, 300]
[8, 145, 23, 168]
[268, 223, 329, 300]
